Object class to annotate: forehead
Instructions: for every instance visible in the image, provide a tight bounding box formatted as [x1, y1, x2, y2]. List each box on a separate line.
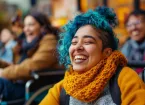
[1, 29, 10, 34]
[128, 15, 145, 23]
[24, 16, 37, 23]
[74, 25, 100, 38]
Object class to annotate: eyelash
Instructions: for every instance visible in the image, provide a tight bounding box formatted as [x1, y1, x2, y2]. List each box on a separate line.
[71, 41, 94, 45]
[71, 42, 77, 45]
[84, 41, 94, 45]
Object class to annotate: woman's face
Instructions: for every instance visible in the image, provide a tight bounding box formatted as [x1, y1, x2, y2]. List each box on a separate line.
[69, 25, 106, 72]
[24, 16, 41, 43]
[126, 15, 145, 42]
[0, 29, 13, 44]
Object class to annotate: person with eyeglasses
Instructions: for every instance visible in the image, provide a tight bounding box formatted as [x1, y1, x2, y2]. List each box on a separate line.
[121, 9, 145, 74]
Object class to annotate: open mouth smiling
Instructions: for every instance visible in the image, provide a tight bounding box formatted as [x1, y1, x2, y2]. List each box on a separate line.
[74, 55, 88, 63]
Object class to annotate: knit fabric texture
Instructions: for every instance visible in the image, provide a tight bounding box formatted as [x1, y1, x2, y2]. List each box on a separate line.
[63, 51, 127, 102]
[69, 84, 116, 105]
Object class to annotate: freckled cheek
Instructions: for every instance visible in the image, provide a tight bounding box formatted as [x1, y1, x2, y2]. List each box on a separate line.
[127, 29, 132, 33]
[87, 46, 102, 59]
[86, 46, 98, 55]
[31, 27, 37, 32]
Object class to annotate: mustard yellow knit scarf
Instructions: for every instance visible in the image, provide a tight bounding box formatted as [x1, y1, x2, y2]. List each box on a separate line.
[63, 51, 127, 102]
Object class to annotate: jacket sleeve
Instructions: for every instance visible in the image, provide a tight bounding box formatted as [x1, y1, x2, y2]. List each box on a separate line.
[118, 67, 145, 105]
[1, 35, 59, 80]
[0, 59, 11, 68]
[39, 80, 63, 105]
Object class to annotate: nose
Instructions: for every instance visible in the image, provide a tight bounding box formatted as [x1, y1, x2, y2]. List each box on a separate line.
[130, 24, 136, 30]
[75, 42, 84, 51]
[24, 25, 30, 33]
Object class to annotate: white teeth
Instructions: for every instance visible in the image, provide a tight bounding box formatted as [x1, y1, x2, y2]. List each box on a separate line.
[75, 59, 84, 63]
[74, 55, 87, 63]
[132, 31, 139, 36]
[74, 55, 86, 60]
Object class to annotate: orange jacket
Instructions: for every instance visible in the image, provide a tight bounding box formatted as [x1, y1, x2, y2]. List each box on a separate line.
[40, 67, 145, 105]
[0, 34, 63, 80]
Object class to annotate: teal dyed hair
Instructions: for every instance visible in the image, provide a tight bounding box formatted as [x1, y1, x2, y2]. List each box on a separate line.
[58, 6, 119, 67]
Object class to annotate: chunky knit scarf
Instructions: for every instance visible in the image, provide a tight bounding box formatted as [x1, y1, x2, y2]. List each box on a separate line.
[63, 51, 127, 102]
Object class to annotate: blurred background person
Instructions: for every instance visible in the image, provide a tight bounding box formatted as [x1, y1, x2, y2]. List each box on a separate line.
[121, 9, 145, 74]
[0, 11, 62, 102]
[11, 14, 26, 42]
[11, 14, 23, 37]
[0, 28, 17, 63]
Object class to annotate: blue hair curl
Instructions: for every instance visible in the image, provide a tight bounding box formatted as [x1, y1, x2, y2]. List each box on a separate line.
[57, 6, 119, 67]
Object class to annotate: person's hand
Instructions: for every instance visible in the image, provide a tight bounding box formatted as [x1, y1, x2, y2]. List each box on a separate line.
[0, 68, 4, 77]
[0, 60, 11, 68]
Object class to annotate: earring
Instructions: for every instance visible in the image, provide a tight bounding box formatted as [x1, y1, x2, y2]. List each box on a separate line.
[104, 51, 110, 57]
[107, 50, 112, 56]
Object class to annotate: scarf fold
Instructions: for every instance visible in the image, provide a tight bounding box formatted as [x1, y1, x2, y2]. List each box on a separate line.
[18, 36, 40, 63]
[129, 40, 145, 61]
[63, 51, 127, 102]
[128, 40, 145, 74]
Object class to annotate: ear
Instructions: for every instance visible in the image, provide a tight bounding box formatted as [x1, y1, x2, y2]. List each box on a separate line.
[103, 48, 113, 58]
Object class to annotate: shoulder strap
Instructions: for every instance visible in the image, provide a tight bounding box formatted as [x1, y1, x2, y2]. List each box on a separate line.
[60, 88, 70, 105]
[141, 69, 145, 82]
[109, 66, 123, 105]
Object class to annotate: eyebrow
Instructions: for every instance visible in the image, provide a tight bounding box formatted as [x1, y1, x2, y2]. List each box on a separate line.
[73, 35, 96, 41]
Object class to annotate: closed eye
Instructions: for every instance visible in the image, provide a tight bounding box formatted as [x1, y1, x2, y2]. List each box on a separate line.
[71, 41, 77, 45]
[84, 41, 94, 45]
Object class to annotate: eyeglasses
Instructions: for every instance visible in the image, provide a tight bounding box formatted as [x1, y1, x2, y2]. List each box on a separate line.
[126, 20, 141, 28]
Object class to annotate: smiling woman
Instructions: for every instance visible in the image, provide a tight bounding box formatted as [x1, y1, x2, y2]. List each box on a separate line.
[40, 6, 145, 105]
[69, 25, 104, 72]
[0, 11, 63, 102]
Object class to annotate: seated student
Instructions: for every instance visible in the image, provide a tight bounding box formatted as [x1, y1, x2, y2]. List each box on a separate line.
[0, 12, 63, 101]
[11, 14, 24, 37]
[11, 14, 26, 44]
[0, 28, 17, 63]
[121, 9, 145, 74]
[40, 6, 145, 105]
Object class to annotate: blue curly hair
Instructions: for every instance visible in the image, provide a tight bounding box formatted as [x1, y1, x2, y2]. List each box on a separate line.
[57, 6, 119, 67]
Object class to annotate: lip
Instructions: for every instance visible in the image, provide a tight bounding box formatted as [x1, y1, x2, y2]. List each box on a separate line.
[73, 54, 88, 58]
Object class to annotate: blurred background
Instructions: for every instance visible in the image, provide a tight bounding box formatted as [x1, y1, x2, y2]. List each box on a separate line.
[0, 0, 145, 46]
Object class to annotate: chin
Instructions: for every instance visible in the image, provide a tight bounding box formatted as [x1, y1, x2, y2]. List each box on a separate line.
[74, 69, 84, 72]
[73, 66, 87, 72]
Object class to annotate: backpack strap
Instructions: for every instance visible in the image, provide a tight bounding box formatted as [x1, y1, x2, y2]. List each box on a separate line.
[109, 66, 123, 105]
[60, 88, 70, 105]
[141, 69, 145, 82]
